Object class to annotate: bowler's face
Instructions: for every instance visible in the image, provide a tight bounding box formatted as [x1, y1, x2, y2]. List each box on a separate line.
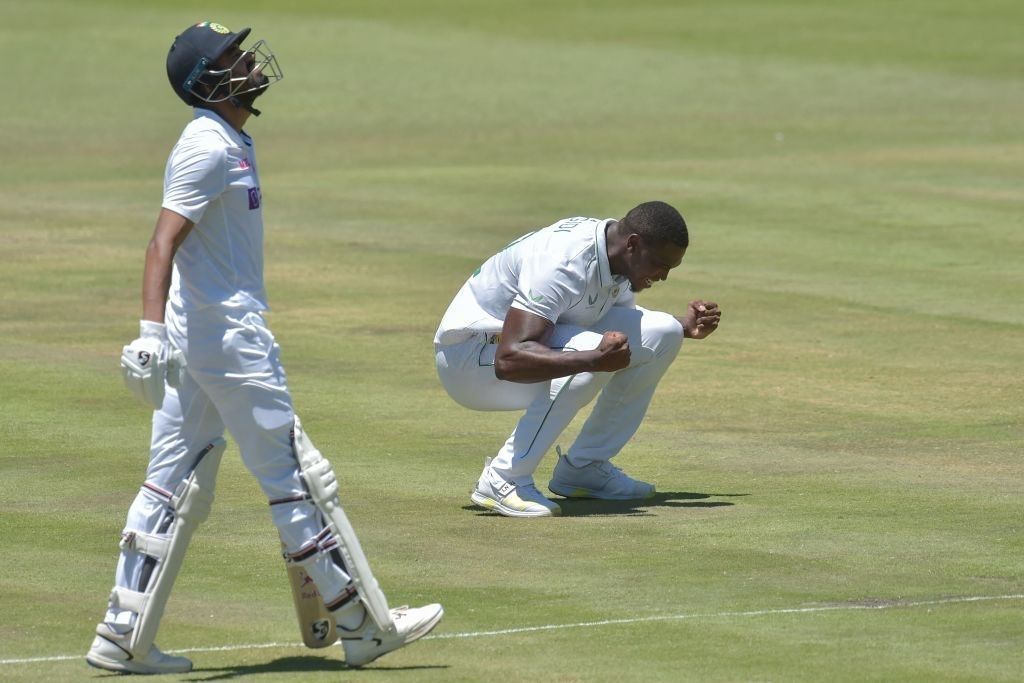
[626, 237, 685, 292]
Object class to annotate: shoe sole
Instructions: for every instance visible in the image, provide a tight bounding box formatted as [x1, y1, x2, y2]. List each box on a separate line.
[469, 491, 560, 517]
[548, 482, 656, 501]
[86, 654, 192, 675]
[347, 606, 445, 667]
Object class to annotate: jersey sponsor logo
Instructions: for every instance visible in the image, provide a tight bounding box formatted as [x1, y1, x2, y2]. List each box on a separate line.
[237, 158, 251, 170]
[528, 289, 545, 303]
[588, 292, 599, 306]
[248, 186, 262, 210]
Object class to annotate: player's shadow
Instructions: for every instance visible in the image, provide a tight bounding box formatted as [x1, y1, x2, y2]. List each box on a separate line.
[184, 655, 449, 680]
[556, 490, 744, 517]
[464, 491, 747, 518]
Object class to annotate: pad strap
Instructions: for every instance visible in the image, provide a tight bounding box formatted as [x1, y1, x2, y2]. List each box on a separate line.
[269, 493, 312, 506]
[109, 585, 148, 614]
[120, 531, 170, 560]
[284, 527, 340, 564]
[141, 482, 174, 502]
[324, 584, 360, 612]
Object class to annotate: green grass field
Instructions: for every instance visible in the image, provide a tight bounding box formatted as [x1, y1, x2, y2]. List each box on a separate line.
[1, 1, 1021, 680]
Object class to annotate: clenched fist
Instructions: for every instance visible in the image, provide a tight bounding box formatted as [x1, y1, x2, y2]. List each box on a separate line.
[593, 331, 631, 372]
[682, 300, 721, 340]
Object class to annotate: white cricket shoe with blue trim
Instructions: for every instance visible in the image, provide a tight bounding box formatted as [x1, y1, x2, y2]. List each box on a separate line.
[548, 451, 655, 500]
[470, 459, 561, 517]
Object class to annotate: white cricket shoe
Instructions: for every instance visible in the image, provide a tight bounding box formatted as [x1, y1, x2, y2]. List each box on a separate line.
[548, 451, 655, 500]
[341, 603, 444, 667]
[85, 622, 192, 674]
[470, 459, 561, 517]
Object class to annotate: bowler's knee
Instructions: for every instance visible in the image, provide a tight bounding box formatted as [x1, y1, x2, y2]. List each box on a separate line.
[642, 310, 684, 358]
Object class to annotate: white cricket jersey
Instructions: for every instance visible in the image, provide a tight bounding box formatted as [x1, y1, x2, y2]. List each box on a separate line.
[163, 108, 267, 311]
[434, 216, 635, 345]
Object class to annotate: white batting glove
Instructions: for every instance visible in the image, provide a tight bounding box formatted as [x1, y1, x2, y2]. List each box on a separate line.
[120, 321, 186, 409]
[166, 345, 186, 390]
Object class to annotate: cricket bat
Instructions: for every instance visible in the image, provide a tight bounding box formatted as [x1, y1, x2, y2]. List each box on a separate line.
[281, 540, 339, 648]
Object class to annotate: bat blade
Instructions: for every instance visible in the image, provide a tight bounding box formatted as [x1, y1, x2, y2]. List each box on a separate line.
[282, 541, 339, 648]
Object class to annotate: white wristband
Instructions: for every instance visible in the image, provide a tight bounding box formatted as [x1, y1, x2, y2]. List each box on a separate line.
[139, 319, 167, 341]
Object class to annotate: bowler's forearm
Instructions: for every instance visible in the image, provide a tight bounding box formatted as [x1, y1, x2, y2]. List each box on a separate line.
[494, 342, 601, 383]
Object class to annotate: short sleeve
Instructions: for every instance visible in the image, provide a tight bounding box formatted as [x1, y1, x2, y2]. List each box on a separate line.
[510, 254, 582, 324]
[162, 138, 228, 223]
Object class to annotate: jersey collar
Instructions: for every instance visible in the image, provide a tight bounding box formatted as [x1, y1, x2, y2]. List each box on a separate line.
[595, 218, 623, 287]
[193, 107, 253, 147]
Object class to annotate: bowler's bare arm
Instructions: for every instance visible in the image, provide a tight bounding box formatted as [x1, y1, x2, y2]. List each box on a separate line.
[494, 308, 631, 383]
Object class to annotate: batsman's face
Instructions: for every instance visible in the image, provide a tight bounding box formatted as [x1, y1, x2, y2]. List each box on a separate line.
[217, 44, 269, 92]
[624, 236, 685, 292]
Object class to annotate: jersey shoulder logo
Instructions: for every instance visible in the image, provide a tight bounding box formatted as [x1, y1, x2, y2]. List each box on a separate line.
[247, 186, 262, 210]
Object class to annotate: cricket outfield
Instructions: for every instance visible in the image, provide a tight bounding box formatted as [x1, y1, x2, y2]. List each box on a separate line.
[0, 1, 1021, 681]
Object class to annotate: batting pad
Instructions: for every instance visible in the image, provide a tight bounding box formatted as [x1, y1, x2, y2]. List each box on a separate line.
[109, 439, 226, 654]
[292, 417, 395, 635]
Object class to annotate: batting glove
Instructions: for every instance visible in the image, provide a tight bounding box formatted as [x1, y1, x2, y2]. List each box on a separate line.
[120, 320, 186, 409]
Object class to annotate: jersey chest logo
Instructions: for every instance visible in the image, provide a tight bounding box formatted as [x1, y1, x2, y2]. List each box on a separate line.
[247, 186, 262, 210]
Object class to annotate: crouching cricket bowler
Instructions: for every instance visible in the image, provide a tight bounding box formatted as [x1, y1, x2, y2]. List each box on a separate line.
[86, 22, 442, 674]
[434, 202, 721, 518]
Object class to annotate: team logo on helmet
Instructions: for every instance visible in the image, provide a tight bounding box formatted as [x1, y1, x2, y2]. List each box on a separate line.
[196, 21, 231, 34]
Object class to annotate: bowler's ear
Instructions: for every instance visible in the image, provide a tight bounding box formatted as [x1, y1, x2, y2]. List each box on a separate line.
[624, 233, 643, 253]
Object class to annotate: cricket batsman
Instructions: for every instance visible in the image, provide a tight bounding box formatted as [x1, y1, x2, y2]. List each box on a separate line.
[85, 22, 442, 673]
[434, 201, 722, 517]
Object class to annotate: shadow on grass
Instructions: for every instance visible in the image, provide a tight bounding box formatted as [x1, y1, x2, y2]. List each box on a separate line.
[464, 491, 748, 518]
[185, 655, 449, 680]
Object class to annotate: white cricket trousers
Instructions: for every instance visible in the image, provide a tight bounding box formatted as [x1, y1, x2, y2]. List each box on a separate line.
[435, 306, 683, 484]
[105, 304, 355, 630]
